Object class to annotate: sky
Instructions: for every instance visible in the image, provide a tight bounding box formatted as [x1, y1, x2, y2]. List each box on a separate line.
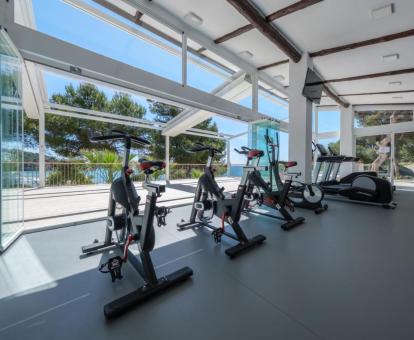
[32, 0, 339, 163]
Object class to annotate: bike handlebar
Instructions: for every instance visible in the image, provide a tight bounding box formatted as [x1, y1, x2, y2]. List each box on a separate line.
[189, 143, 222, 155]
[89, 130, 151, 146]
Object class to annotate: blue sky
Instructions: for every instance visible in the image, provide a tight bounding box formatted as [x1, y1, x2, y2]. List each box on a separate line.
[32, 0, 339, 163]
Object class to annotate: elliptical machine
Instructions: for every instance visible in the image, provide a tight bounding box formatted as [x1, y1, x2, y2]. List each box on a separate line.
[234, 146, 305, 230]
[177, 143, 266, 258]
[82, 131, 193, 319]
[313, 143, 396, 208]
[265, 131, 328, 214]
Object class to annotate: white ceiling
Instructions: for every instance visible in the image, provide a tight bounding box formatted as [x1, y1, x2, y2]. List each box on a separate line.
[125, 0, 414, 106]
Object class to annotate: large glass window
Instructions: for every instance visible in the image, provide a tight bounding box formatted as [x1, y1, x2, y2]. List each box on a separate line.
[395, 132, 414, 183]
[318, 110, 340, 133]
[30, 0, 182, 83]
[356, 134, 391, 178]
[354, 110, 413, 128]
[0, 31, 24, 251]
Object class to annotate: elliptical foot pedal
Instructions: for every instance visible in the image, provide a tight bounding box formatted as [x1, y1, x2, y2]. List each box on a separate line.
[281, 217, 305, 231]
[224, 234, 266, 258]
[104, 266, 193, 319]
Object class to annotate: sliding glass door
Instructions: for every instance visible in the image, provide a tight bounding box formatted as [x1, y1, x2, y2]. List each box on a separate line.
[394, 132, 414, 185]
[0, 30, 24, 251]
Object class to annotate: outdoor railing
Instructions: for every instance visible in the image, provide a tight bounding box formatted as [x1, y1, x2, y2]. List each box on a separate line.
[4, 162, 228, 188]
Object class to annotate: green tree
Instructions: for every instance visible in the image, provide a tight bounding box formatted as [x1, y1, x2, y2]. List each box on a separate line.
[148, 101, 225, 163]
[24, 83, 147, 158]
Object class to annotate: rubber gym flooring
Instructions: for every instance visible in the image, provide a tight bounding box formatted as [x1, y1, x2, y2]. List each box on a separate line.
[1, 190, 413, 340]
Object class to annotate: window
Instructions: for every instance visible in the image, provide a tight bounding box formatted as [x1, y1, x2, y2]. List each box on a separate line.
[354, 110, 413, 128]
[318, 110, 340, 133]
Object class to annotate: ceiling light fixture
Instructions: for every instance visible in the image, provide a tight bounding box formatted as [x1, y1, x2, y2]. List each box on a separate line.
[389, 81, 402, 86]
[370, 4, 394, 20]
[273, 75, 285, 81]
[382, 53, 399, 62]
[238, 50, 254, 59]
[184, 12, 203, 26]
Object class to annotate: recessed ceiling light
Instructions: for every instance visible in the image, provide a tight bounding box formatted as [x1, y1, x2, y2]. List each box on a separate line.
[273, 75, 285, 81]
[392, 96, 403, 99]
[382, 53, 399, 62]
[184, 12, 203, 26]
[389, 81, 402, 86]
[370, 4, 394, 20]
[238, 50, 254, 59]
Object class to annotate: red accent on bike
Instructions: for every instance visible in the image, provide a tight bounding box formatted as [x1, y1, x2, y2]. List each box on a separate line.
[139, 160, 166, 171]
[285, 161, 297, 168]
[248, 149, 264, 159]
[125, 168, 134, 176]
[122, 234, 136, 262]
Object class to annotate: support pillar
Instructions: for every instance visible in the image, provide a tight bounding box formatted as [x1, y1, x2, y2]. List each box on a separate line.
[226, 139, 231, 176]
[38, 111, 46, 188]
[165, 135, 170, 184]
[288, 55, 313, 182]
[339, 105, 354, 176]
[181, 32, 187, 87]
[251, 72, 258, 112]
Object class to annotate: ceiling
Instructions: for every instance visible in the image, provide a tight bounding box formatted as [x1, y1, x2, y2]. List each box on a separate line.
[119, 0, 414, 107]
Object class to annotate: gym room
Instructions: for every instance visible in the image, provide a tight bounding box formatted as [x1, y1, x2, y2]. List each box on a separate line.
[1, 0, 413, 339]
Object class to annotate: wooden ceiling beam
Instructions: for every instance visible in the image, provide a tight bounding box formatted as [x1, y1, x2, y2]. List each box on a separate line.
[310, 28, 414, 58]
[338, 90, 414, 97]
[324, 68, 414, 84]
[227, 0, 302, 62]
[322, 84, 349, 108]
[257, 59, 289, 71]
[216, 0, 322, 44]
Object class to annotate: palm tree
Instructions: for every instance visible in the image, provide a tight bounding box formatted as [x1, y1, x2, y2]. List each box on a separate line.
[81, 149, 122, 183]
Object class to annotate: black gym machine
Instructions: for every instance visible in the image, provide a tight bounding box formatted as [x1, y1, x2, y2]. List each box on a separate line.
[177, 143, 266, 258]
[82, 131, 193, 319]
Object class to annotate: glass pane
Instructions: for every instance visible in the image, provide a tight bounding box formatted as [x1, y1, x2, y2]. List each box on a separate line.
[1, 31, 24, 251]
[30, 0, 182, 83]
[395, 132, 414, 184]
[318, 110, 340, 133]
[354, 110, 413, 128]
[356, 135, 391, 179]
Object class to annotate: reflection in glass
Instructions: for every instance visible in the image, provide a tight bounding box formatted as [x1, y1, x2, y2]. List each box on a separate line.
[356, 134, 391, 179]
[1, 31, 24, 251]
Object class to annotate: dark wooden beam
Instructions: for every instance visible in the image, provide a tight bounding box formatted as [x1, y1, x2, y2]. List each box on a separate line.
[214, 24, 253, 44]
[310, 28, 414, 58]
[338, 90, 414, 97]
[257, 59, 289, 71]
[324, 68, 414, 84]
[266, 0, 323, 21]
[322, 84, 349, 108]
[216, 0, 322, 44]
[227, 0, 302, 62]
[94, 0, 140, 22]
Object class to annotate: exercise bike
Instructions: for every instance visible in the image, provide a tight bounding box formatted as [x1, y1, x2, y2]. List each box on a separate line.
[234, 146, 305, 230]
[81, 131, 193, 319]
[265, 131, 328, 214]
[177, 143, 266, 258]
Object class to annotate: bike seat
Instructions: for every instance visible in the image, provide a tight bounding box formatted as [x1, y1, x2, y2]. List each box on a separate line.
[285, 161, 297, 168]
[138, 159, 166, 172]
[248, 149, 264, 159]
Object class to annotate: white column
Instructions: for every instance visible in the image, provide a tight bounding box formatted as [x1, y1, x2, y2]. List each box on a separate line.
[339, 105, 355, 176]
[226, 139, 231, 176]
[165, 135, 170, 184]
[181, 32, 187, 87]
[288, 55, 313, 182]
[38, 111, 46, 188]
[251, 72, 258, 112]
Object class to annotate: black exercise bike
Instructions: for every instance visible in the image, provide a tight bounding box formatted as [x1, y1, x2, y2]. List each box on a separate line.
[177, 142, 266, 258]
[81, 131, 193, 319]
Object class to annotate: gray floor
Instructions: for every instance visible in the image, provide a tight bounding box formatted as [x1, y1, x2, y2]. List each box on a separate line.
[1, 190, 414, 340]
